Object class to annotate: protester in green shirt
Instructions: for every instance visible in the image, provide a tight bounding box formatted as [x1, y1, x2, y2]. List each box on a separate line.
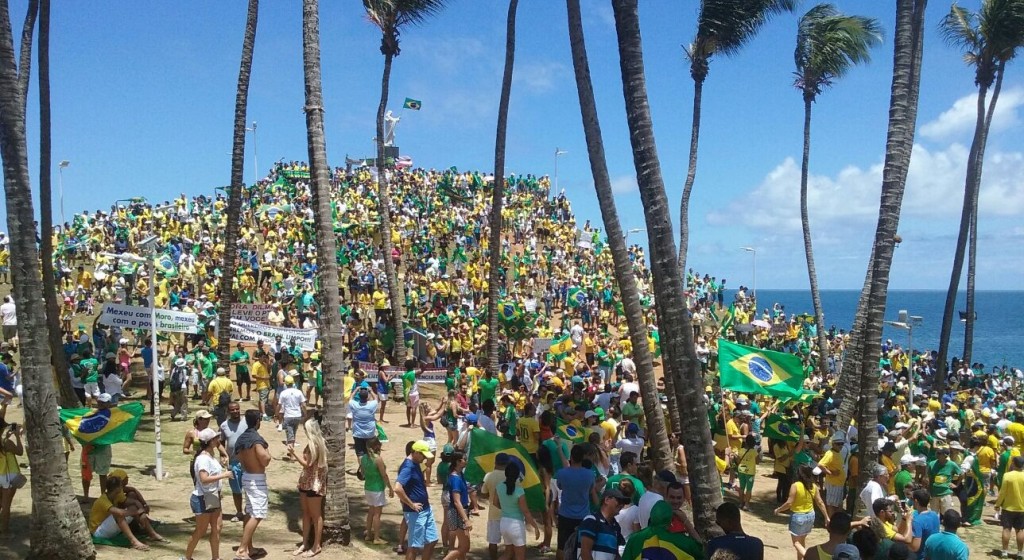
[230, 342, 251, 401]
[478, 370, 499, 407]
[927, 447, 962, 513]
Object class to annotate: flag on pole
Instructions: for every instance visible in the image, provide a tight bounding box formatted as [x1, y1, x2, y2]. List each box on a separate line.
[60, 402, 145, 445]
[403, 97, 422, 110]
[718, 304, 736, 335]
[464, 429, 545, 511]
[567, 287, 586, 308]
[717, 339, 805, 398]
[762, 413, 801, 442]
[555, 420, 588, 444]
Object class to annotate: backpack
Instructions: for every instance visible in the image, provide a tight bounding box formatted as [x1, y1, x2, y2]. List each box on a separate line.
[170, 366, 188, 390]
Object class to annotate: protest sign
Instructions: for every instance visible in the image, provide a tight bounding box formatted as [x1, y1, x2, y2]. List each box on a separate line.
[230, 319, 317, 351]
[99, 303, 198, 333]
[230, 303, 275, 323]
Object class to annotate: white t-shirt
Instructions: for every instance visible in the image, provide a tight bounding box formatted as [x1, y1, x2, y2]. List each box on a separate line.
[616, 437, 644, 459]
[102, 373, 123, 396]
[619, 382, 640, 403]
[859, 480, 886, 519]
[615, 504, 639, 544]
[636, 490, 664, 529]
[279, 387, 306, 418]
[0, 302, 16, 326]
[192, 452, 223, 496]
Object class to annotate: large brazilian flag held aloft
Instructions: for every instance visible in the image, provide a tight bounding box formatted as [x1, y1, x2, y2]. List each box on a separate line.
[717, 339, 805, 398]
[60, 402, 145, 445]
[763, 413, 802, 442]
[464, 429, 545, 511]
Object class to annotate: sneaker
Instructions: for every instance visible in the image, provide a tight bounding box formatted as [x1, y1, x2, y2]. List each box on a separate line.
[276, 424, 283, 432]
[262, 415, 272, 422]
[1001, 552, 1008, 559]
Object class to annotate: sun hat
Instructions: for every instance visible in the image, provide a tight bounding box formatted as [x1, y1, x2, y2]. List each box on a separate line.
[175, 358, 186, 367]
[97, 393, 112, 403]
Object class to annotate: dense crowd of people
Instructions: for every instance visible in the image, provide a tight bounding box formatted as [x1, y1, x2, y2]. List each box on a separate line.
[2, 162, 1022, 559]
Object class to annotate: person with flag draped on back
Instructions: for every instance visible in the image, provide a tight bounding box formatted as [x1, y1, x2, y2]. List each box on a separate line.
[621, 500, 703, 560]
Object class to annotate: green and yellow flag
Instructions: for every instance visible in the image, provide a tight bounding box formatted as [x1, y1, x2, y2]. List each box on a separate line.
[403, 97, 422, 110]
[555, 419, 588, 444]
[549, 334, 573, 356]
[60, 402, 145, 445]
[717, 339, 805, 398]
[464, 429, 545, 511]
[763, 413, 801, 442]
[567, 287, 585, 308]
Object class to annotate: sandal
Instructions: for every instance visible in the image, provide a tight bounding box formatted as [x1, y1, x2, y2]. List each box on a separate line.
[302, 550, 321, 558]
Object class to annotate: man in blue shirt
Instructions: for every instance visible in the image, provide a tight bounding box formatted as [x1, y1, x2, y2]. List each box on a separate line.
[924, 509, 970, 560]
[705, 502, 764, 560]
[910, 488, 940, 559]
[395, 440, 438, 560]
[578, 488, 628, 560]
[556, 444, 598, 560]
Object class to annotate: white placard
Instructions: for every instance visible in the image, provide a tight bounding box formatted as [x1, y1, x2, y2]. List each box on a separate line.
[230, 303, 275, 323]
[230, 319, 317, 351]
[99, 303, 199, 333]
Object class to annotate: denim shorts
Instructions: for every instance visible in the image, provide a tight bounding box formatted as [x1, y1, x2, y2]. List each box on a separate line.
[789, 511, 816, 536]
[228, 460, 243, 494]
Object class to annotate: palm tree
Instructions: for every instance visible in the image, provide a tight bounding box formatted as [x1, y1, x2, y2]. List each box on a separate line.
[679, 0, 796, 278]
[0, 1, 96, 557]
[611, 0, 722, 538]
[216, 0, 259, 368]
[364, 0, 446, 364]
[302, 0, 351, 543]
[794, 4, 881, 377]
[485, 0, 518, 376]
[934, 0, 1024, 387]
[835, 0, 928, 485]
[565, 0, 673, 471]
[35, 0, 77, 408]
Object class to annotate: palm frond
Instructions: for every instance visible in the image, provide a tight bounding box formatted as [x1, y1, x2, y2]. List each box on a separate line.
[979, 0, 1024, 62]
[939, 4, 981, 56]
[795, 3, 882, 99]
[695, 0, 798, 59]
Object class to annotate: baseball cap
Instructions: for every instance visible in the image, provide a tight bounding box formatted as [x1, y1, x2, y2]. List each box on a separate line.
[97, 393, 112, 403]
[194, 409, 213, 420]
[593, 406, 605, 420]
[584, 411, 598, 419]
[466, 413, 478, 424]
[626, 422, 640, 434]
[654, 469, 676, 484]
[284, 375, 295, 386]
[834, 543, 861, 560]
[831, 432, 846, 443]
[105, 352, 116, 359]
[601, 487, 628, 502]
[412, 440, 434, 459]
[197, 428, 220, 443]
[216, 367, 227, 375]
[900, 455, 916, 466]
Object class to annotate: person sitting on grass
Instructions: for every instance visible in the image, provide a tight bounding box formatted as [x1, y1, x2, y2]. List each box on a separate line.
[88, 476, 166, 551]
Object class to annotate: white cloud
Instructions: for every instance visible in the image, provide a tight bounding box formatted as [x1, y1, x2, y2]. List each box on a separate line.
[919, 88, 1024, 141]
[611, 175, 638, 193]
[514, 61, 567, 94]
[707, 143, 1024, 232]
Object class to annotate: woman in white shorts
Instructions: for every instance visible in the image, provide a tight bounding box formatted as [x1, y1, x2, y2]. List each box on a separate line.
[360, 438, 393, 544]
[0, 422, 25, 534]
[491, 461, 540, 560]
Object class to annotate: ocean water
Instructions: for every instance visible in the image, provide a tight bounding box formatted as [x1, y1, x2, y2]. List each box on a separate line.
[732, 289, 1023, 368]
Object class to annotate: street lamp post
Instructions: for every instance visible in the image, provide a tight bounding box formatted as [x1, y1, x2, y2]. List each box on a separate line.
[741, 246, 757, 304]
[554, 148, 567, 191]
[58, 160, 69, 226]
[886, 310, 923, 396]
[624, 227, 645, 241]
[101, 247, 164, 480]
[246, 121, 258, 182]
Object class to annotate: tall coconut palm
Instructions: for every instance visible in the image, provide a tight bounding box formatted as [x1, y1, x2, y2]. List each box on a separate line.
[35, 0, 76, 408]
[794, 4, 881, 376]
[485, 0, 518, 376]
[934, 0, 1024, 387]
[216, 0, 259, 368]
[842, 0, 928, 486]
[0, 1, 95, 557]
[679, 0, 797, 279]
[611, 0, 722, 538]
[302, 0, 351, 543]
[565, 0, 672, 470]
[364, 0, 446, 364]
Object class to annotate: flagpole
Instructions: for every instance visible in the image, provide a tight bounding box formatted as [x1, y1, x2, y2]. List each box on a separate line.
[148, 256, 165, 480]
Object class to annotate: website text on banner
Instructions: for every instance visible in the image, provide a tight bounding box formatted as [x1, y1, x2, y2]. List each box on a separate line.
[98, 303, 199, 333]
[229, 319, 318, 351]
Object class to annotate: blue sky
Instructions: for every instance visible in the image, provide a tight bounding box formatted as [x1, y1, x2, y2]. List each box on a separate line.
[5, 1, 1023, 290]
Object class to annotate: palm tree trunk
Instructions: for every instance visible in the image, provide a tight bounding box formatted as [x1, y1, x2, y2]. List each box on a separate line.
[217, 0, 259, 368]
[15, 0, 34, 111]
[566, 0, 672, 470]
[834, 258, 871, 430]
[936, 80, 990, 387]
[852, 0, 927, 491]
[0, 2, 95, 557]
[486, 0, 518, 375]
[611, 0, 721, 539]
[799, 95, 830, 376]
[36, 0, 76, 408]
[375, 51, 407, 364]
[962, 63, 1004, 365]
[678, 75, 702, 280]
[302, 0, 350, 544]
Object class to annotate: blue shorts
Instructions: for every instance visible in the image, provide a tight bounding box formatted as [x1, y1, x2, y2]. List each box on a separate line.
[789, 511, 816, 537]
[228, 460, 243, 494]
[404, 508, 440, 549]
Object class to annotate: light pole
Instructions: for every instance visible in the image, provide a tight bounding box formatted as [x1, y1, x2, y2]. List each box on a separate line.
[624, 227, 645, 241]
[554, 148, 567, 191]
[58, 160, 69, 225]
[741, 246, 757, 303]
[246, 121, 258, 182]
[101, 245, 164, 480]
[886, 310, 923, 396]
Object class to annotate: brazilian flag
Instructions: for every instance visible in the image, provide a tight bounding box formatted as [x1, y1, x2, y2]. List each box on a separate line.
[717, 339, 805, 398]
[763, 413, 801, 442]
[403, 97, 422, 110]
[155, 253, 178, 278]
[60, 402, 145, 445]
[555, 420, 587, 444]
[498, 300, 521, 324]
[567, 287, 586, 308]
[464, 429, 545, 511]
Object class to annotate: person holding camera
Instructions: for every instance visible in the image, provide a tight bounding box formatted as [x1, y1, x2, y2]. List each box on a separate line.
[183, 428, 233, 560]
[0, 421, 25, 534]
